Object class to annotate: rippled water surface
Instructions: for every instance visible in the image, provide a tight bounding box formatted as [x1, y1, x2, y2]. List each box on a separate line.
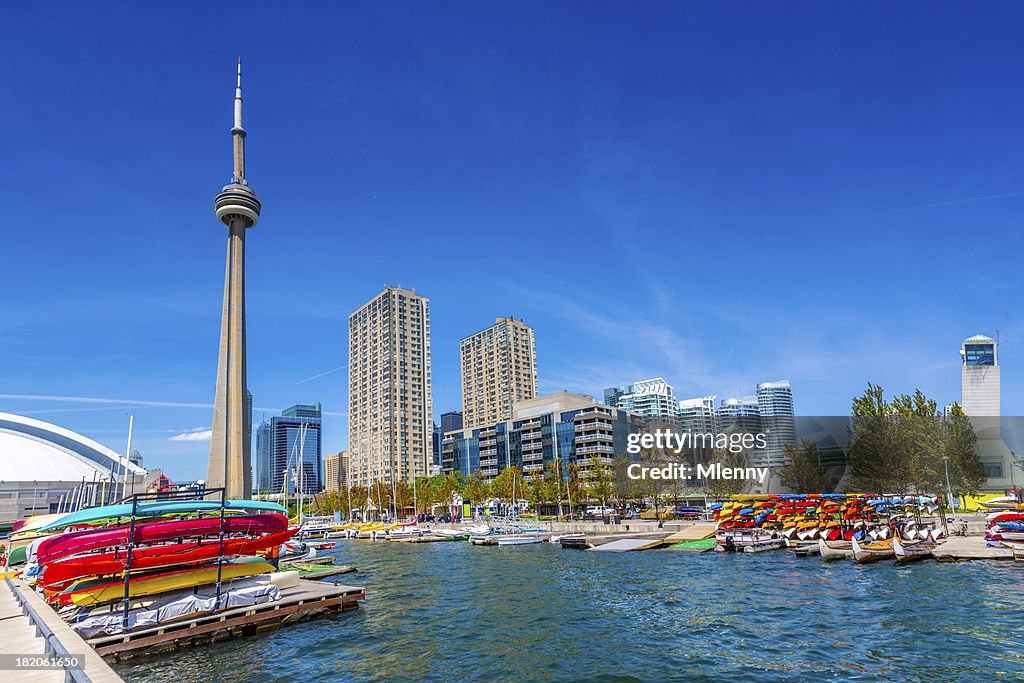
[115, 541, 1023, 682]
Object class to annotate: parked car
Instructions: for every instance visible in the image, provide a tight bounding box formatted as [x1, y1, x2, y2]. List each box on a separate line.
[584, 505, 616, 519]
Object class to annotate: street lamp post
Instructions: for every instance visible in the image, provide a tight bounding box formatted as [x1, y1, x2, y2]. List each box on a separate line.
[942, 455, 958, 528]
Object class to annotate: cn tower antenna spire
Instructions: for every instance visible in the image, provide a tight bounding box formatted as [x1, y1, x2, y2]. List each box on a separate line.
[232, 58, 247, 184]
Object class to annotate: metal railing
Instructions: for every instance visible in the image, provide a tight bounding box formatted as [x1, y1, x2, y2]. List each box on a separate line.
[4, 576, 94, 683]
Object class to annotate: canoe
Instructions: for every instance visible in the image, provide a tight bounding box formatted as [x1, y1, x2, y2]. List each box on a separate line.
[35, 513, 288, 564]
[40, 528, 296, 590]
[38, 500, 286, 533]
[851, 536, 895, 564]
[893, 534, 932, 564]
[52, 556, 275, 607]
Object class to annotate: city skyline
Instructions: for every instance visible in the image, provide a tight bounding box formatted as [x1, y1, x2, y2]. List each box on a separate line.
[3, 4, 1024, 480]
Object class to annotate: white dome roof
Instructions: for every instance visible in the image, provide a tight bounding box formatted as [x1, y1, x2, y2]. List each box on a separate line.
[0, 412, 145, 483]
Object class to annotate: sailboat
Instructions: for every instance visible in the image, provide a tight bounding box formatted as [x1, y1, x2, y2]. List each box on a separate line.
[496, 468, 542, 546]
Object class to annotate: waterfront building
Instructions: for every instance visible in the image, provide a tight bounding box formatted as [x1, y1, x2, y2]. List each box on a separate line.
[207, 62, 262, 498]
[324, 451, 349, 493]
[460, 317, 538, 429]
[441, 411, 464, 432]
[604, 378, 680, 425]
[348, 286, 433, 488]
[677, 395, 719, 434]
[756, 380, 798, 466]
[0, 413, 145, 527]
[961, 334, 999, 437]
[959, 334, 1017, 491]
[441, 391, 644, 480]
[255, 404, 323, 495]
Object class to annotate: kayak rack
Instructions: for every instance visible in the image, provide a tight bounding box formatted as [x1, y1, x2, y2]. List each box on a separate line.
[119, 488, 231, 629]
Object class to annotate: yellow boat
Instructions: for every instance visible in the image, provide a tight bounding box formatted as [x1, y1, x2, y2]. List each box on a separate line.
[54, 557, 275, 607]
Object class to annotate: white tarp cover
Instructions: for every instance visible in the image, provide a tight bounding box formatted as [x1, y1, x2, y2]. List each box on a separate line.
[71, 581, 281, 638]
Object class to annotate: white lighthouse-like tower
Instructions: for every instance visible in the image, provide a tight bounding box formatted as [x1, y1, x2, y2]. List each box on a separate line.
[207, 60, 261, 498]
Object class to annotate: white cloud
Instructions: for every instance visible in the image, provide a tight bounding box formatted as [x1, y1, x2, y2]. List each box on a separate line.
[169, 428, 213, 442]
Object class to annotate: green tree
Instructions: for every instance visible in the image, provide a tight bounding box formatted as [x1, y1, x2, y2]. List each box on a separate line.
[777, 439, 836, 493]
[368, 480, 392, 519]
[491, 466, 527, 510]
[943, 403, 985, 501]
[348, 485, 369, 520]
[436, 473, 465, 511]
[585, 455, 614, 513]
[566, 462, 585, 516]
[611, 456, 636, 509]
[464, 470, 492, 514]
[546, 457, 566, 517]
[394, 481, 414, 517]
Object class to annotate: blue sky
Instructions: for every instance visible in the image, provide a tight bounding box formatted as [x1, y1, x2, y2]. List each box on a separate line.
[2, 3, 1023, 480]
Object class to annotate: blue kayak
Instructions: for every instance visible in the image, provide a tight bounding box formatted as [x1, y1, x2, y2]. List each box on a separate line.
[38, 499, 286, 532]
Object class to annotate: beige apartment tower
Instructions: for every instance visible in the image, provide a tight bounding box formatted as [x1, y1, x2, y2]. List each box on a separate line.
[348, 287, 433, 488]
[324, 451, 349, 493]
[460, 317, 538, 429]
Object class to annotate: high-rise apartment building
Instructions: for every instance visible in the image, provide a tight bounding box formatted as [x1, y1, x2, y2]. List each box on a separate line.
[756, 380, 797, 462]
[440, 411, 464, 433]
[324, 451, 349, 493]
[678, 395, 719, 434]
[460, 317, 538, 429]
[254, 403, 323, 495]
[718, 396, 761, 435]
[348, 287, 433, 488]
[604, 378, 680, 424]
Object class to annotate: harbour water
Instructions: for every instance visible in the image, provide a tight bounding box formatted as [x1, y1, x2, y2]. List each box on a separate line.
[116, 541, 1024, 682]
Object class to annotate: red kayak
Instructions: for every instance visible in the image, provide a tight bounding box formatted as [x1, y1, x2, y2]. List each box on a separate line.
[40, 528, 295, 591]
[35, 513, 288, 564]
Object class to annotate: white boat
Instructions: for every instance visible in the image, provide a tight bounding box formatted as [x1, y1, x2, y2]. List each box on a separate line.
[817, 537, 853, 561]
[743, 538, 786, 553]
[432, 528, 469, 540]
[715, 529, 780, 552]
[978, 495, 1021, 511]
[388, 527, 423, 539]
[460, 524, 491, 535]
[496, 535, 542, 546]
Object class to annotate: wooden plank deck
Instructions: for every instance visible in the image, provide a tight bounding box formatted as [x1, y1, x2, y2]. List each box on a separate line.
[89, 580, 364, 661]
[661, 523, 717, 544]
[932, 536, 1015, 562]
[3, 578, 124, 682]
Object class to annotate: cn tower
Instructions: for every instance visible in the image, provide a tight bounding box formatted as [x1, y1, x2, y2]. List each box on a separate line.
[207, 60, 260, 498]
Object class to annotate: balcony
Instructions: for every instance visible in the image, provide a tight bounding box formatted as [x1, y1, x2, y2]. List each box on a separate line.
[576, 444, 615, 455]
[575, 433, 611, 443]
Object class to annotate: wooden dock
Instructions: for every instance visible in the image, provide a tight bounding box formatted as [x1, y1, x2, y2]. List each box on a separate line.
[2, 577, 124, 682]
[932, 536, 1015, 562]
[661, 523, 717, 544]
[89, 580, 364, 661]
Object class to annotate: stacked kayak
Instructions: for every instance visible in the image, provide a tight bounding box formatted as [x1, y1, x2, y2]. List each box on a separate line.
[712, 493, 946, 554]
[1, 499, 295, 620]
[987, 511, 1024, 547]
